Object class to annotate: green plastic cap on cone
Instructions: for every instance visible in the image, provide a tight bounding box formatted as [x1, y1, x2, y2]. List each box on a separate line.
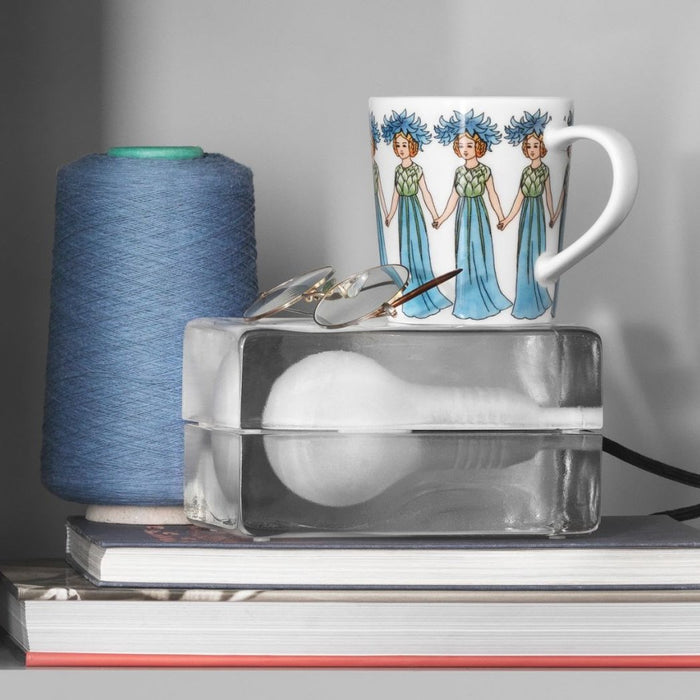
[107, 146, 204, 160]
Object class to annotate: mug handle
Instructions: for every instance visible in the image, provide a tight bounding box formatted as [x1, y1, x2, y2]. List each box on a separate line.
[534, 125, 639, 285]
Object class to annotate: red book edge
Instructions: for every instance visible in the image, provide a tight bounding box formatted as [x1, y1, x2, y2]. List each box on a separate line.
[24, 654, 700, 669]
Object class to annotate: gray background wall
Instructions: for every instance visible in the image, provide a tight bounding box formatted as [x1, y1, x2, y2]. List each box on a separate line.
[2, 0, 700, 557]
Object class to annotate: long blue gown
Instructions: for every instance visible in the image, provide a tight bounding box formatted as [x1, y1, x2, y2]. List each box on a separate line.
[373, 160, 388, 265]
[452, 163, 511, 320]
[512, 163, 553, 320]
[395, 163, 451, 318]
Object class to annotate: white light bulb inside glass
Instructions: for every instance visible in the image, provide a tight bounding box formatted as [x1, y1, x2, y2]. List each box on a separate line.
[261, 350, 576, 430]
[259, 351, 556, 507]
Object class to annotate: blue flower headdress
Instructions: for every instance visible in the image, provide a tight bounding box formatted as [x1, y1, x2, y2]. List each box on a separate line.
[433, 109, 501, 151]
[504, 110, 552, 145]
[370, 113, 381, 146]
[381, 109, 432, 150]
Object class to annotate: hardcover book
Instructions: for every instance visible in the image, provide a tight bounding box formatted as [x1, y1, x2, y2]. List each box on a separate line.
[65, 515, 700, 589]
[4, 561, 700, 667]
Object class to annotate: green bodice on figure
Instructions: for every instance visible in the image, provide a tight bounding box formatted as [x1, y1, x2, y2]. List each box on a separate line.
[395, 163, 422, 196]
[520, 163, 549, 197]
[513, 162, 552, 320]
[373, 160, 380, 194]
[454, 163, 490, 198]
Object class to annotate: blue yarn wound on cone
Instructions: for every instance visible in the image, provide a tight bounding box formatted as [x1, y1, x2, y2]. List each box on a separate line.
[42, 152, 257, 505]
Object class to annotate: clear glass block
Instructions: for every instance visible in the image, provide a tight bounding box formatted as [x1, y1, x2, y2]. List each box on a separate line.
[184, 425, 601, 537]
[183, 319, 602, 431]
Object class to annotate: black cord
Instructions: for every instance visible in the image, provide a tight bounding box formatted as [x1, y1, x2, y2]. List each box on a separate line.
[603, 437, 700, 521]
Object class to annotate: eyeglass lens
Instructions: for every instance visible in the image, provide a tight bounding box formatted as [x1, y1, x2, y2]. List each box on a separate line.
[313, 265, 409, 328]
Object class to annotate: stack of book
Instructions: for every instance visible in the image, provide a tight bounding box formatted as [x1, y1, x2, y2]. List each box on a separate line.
[3, 514, 700, 667]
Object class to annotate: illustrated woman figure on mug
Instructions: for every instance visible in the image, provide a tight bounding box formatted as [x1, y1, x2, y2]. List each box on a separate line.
[432, 110, 512, 320]
[498, 110, 558, 320]
[382, 109, 451, 318]
[370, 113, 389, 265]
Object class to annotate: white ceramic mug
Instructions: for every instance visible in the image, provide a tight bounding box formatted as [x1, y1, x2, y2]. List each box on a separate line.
[369, 97, 638, 324]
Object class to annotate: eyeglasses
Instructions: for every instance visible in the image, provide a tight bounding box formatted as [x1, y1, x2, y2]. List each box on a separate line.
[243, 264, 461, 329]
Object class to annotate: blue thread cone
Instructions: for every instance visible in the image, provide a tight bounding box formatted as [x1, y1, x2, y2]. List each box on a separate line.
[42, 152, 257, 505]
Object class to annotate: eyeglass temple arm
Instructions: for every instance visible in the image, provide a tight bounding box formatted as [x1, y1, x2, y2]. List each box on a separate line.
[388, 268, 462, 309]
